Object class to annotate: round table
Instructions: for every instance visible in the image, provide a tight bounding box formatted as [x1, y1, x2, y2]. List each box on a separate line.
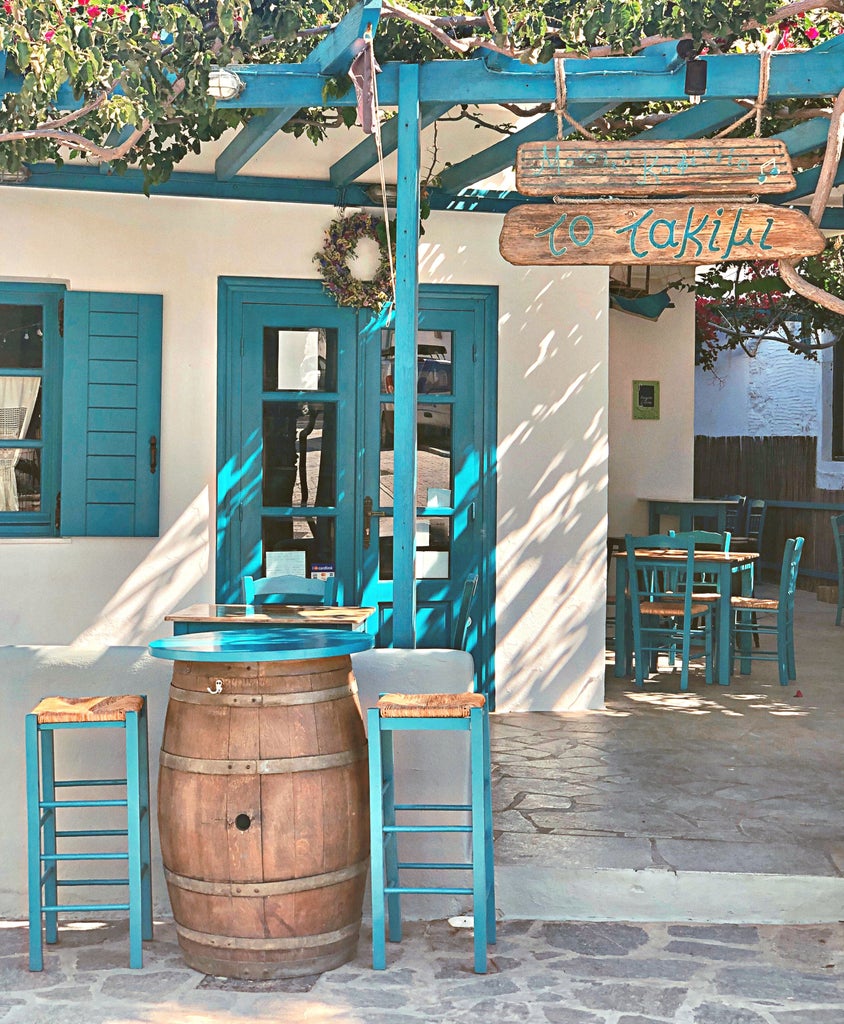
[149, 627, 374, 980]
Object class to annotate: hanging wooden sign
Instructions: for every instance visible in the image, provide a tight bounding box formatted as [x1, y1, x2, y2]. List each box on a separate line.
[498, 201, 825, 266]
[515, 139, 797, 197]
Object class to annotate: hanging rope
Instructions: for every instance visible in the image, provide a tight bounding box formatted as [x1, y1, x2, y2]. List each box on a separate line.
[715, 45, 772, 138]
[554, 58, 599, 141]
[366, 27, 396, 306]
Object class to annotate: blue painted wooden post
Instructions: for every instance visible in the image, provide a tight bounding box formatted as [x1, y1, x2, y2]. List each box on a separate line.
[392, 63, 421, 649]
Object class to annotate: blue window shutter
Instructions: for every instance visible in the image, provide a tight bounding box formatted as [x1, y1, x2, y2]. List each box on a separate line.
[61, 291, 163, 536]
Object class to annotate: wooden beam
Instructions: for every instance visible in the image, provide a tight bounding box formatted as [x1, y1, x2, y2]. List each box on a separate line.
[215, 0, 383, 180]
[329, 102, 451, 188]
[392, 63, 421, 649]
[437, 105, 610, 193]
[770, 156, 844, 202]
[772, 116, 831, 156]
[638, 100, 747, 139]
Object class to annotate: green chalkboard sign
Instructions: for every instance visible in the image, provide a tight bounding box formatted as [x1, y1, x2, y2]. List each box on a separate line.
[633, 380, 660, 420]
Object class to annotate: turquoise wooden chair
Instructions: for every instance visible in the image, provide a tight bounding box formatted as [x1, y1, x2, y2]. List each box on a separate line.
[367, 691, 495, 974]
[625, 533, 717, 691]
[242, 573, 336, 605]
[731, 536, 804, 685]
[26, 695, 153, 970]
[831, 514, 844, 627]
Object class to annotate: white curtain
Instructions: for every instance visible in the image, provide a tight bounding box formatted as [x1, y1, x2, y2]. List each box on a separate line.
[0, 376, 40, 512]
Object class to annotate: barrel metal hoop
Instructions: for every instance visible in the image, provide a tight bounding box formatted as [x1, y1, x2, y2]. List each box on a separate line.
[167, 682, 358, 707]
[175, 920, 359, 950]
[159, 745, 367, 775]
[164, 859, 367, 897]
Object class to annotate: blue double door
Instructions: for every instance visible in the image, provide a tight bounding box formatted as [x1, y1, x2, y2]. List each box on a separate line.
[218, 279, 496, 675]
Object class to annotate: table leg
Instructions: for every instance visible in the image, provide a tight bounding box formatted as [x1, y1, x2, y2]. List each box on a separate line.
[614, 557, 629, 677]
[716, 563, 732, 686]
[738, 563, 754, 675]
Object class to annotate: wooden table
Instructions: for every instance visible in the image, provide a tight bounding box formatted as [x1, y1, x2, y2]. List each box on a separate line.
[613, 549, 759, 687]
[645, 497, 735, 534]
[165, 603, 375, 635]
[149, 627, 375, 979]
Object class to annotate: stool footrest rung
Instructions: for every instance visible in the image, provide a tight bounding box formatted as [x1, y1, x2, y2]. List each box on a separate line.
[397, 861, 473, 871]
[57, 878, 129, 887]
[384, 885, 473, 896]
[55, 778, 127, 788]
[383, 824, 472, 834]
[39, 902, 131, 913]
[395, 803, 471, 812]
[55, 829, 128, 838]
[40, 799, 129, 809]
[42, 852, 128, 862]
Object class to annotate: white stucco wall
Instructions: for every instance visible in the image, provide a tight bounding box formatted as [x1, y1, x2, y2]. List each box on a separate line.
[607, 290, 697, 537]
[0, 185, 610, 716]
[694, 340, 820, 437]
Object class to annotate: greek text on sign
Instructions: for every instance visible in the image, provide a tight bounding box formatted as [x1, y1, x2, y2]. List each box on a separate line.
[498, 202, 825, 266]
[515, 139, 796, 197]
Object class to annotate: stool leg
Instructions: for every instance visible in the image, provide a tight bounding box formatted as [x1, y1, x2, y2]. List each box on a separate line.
[482, 706, 496, 946]
[26, 714, 44, 971]
[469, 706, 488, 974]
[125, 712, 143, 969]
[137, 699, 154, 941]
[40, 727, 59, 946]
[368, 709, 387, 970]
[382, 726, 401, 944]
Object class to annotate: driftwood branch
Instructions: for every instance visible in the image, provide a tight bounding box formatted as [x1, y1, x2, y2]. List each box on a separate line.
[778, 86, 844, 317]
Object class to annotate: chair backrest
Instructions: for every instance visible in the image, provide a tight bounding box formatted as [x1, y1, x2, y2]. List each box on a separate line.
[624, 532, 697, 616]
[670, 529, 731, 552]
[778, 536, 804, 608]
[746, 499, 767, 551]
[242, 574, 336, 606]
[832, 514, 844, 575]
[453, 573, 479, 651]
[723, 495, 748, 534]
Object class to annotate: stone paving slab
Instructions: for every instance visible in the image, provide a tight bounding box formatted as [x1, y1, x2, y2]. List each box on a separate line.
[1, 918, 842, 1023]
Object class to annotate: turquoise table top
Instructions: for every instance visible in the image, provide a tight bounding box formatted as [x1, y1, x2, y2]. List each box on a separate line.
[149, 627, 375, 662]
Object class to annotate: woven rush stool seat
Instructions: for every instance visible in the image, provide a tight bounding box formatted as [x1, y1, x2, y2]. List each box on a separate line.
[26, 694, 153, 971]
[367, 690, 495, 974]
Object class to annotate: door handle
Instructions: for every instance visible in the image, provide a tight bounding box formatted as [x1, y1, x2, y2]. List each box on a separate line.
[363, 495, 386, 549]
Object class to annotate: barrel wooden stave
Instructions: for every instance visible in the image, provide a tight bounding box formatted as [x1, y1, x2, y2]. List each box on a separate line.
[158, 655, 369, 979]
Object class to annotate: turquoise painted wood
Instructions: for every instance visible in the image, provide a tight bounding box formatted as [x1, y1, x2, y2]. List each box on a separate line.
[26, 699, 153, 970]
[62, 292, 162, 536]
[241, 573, 337, 605]
[215, 0, 384, 180]
[149, 627, 374, 662]
[641, 99, 747, 139]
[0, 283, 63, 537]
[367, 701, 495, 973]
[392, 63, 422, 649]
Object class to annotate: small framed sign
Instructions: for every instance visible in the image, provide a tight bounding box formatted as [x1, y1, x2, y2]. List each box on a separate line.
[633, 380, 660, 420]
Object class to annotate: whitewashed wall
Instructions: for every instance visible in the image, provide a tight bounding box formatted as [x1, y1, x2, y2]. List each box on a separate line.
[607, 291, 697, 537]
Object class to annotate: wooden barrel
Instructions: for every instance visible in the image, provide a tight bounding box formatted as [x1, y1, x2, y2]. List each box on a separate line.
[158, 654, 369, 979]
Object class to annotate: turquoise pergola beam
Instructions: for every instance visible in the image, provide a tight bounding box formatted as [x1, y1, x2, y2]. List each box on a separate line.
[771, 116, 832, 156]
[215, 0, 383, 180]
[771, 157, 844, 202]
[437, 104, 611, 193]
[329, 102, 451, 189]
[637, 99, 747, 139]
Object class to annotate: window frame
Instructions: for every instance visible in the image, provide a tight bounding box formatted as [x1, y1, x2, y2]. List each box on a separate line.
[0, 284, 64, 537]
[832, 340, 844, 461]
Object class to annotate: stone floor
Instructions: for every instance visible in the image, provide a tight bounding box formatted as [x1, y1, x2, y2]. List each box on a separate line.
[5, 588, 842, 1022]
[3, 917, 843, 1023]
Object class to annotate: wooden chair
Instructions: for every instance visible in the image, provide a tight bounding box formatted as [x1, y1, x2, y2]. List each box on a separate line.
[453, 572, 479, 652]
[731, 536, 804, 686]
[26, 695, 153, 970]
[241, 573, 336, 605]
[625, 533, 717, 691]
[831, 513, 844, 627]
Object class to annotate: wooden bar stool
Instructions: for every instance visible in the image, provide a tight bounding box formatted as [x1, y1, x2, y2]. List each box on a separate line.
[26, 695, 153, 970]
[367, 692, 495, 974]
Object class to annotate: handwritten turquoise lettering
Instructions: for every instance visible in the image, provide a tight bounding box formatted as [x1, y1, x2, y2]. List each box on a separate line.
[536, 212, 596, 256]
[615, 208, 655, 259]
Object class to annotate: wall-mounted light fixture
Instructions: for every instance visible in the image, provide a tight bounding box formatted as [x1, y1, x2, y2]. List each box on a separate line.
[0, 167, 32, 184]
[207, 67, 245, 101]
[366, 183, 398, 206]
[684, 58, 708, 103]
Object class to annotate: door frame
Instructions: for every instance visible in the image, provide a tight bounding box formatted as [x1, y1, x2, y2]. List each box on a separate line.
[217, 276, 499, 703]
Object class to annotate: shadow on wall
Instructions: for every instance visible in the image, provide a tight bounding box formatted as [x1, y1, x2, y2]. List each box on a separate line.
[496, 313, 609, 711]
[71, 488, 211, 648]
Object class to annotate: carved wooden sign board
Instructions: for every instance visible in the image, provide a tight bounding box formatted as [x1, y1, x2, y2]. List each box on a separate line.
[515, 139, 797, 196]
[499, 202, 826, 266]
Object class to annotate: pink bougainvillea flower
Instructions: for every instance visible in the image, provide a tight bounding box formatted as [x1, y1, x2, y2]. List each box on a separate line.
[44, 28, 55, 40]
[87, 3, 100, 14]
[805, 25, 819, 40]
